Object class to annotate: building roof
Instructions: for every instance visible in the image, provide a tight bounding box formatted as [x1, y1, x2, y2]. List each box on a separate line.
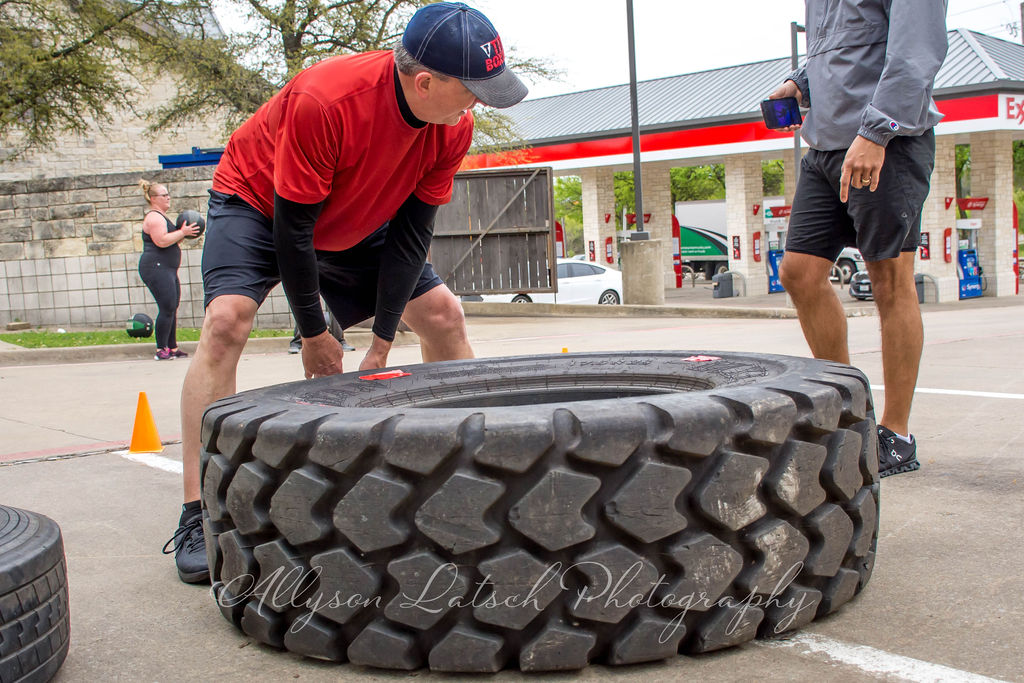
[507, 29, 1024, 147]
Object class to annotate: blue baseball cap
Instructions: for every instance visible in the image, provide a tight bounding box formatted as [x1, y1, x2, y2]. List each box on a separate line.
[402, 2, 528, 108]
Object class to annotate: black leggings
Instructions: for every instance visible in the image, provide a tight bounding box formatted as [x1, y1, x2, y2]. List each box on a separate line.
[139, 260, 181, 349]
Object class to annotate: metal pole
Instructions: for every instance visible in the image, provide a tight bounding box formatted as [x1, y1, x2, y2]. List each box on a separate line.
[626, 0, 648, 240]
[791, 22, 804, 186]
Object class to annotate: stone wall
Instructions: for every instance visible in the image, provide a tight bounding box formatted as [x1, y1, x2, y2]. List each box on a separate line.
[0, 166, 294, 330]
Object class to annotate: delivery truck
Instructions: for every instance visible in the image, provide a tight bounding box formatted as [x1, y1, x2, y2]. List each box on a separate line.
[674, 199, 864, 283]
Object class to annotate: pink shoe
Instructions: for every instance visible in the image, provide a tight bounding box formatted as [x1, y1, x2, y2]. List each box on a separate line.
[155, 348, 173, 361]
[171, 349, 188, 358]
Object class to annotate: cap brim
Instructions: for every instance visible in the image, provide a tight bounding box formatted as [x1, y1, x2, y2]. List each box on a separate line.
[462, 68, 528, 109]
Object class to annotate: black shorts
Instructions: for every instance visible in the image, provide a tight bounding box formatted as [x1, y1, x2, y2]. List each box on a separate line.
[786, 130, 935, 263]
[201, 190, 444, 329]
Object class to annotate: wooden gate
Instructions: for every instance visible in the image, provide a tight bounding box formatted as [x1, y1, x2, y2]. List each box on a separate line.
[430, 167, 556, 295]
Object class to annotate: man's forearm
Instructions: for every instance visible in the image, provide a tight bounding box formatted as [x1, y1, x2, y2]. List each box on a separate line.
[273, 193, 327, 337]
[372, 194, 438, 341]
[787, 69, 810, 108]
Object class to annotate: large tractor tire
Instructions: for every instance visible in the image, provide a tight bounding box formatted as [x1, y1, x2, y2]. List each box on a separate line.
[0, 506, 70, 683]
[200, 351, 879, 672]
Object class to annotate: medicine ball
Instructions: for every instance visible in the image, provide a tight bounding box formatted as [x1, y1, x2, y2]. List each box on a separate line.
[126, 313, 154, 338]
[176, 209, 206, 238]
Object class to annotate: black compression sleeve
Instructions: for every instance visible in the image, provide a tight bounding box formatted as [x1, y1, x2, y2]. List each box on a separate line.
[372, 194, 438, 342]
[273, 193, 327, 338]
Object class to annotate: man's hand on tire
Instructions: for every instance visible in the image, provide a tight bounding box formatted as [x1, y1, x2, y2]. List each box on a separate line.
[300, 330, 345, 379]
[359, 335, 392, 372]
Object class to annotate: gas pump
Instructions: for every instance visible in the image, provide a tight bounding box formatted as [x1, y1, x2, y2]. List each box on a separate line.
[766, 234, 786, 293]
[955, 219, 983, 299]
[764, 222, 786, 295]
[763, 205, 790, 293]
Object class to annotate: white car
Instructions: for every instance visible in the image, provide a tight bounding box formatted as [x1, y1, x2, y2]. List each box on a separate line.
[834, 247, 865, 284]
[473, 259, 623, 305]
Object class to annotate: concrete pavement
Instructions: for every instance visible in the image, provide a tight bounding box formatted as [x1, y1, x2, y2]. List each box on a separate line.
[0, 297, 1022, 681]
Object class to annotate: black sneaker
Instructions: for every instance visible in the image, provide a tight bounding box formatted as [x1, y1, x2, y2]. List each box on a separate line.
[877, 425, 921, 478]
[340, 338, 355, 352]
[162, 504, 210, 583]
[288, 341, 301, 354]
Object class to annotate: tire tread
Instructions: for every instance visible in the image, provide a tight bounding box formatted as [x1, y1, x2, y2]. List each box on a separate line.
[200, 352, 881, 672]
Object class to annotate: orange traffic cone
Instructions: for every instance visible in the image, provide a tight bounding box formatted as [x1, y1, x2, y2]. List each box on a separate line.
[129, 391, 163, 453]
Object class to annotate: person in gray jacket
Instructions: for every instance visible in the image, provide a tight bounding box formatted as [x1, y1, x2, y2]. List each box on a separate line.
[771, 0, 948, 477]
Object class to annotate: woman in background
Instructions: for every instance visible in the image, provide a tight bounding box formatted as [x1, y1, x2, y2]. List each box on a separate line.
[138, 180, 200, 360]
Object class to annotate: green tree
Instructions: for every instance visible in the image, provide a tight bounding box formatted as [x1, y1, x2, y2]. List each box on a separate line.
[553, 175, 583, 255]
[613, 171, 634, 230]
[151, 0, 558, 150]
[762, 159, 784, 196]
[554, 176, 582, 224]
[2, 0, 557, 157]
[616, 165, 730, 229]
[1014, 141, 1024, 235]
[669, 164, 725, 201]
[953, 143, 971, 220]
[142, 24, 276, 135]
[0, 0, 203, 155]
[140, 0, 427, 138]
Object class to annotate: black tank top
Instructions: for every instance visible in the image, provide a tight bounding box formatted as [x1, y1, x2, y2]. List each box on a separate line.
[141, 210, 181, 268]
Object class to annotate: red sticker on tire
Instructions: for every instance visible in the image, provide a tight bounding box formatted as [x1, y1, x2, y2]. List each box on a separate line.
[359, 369, 412, 381]
[681, 355, 721, 362]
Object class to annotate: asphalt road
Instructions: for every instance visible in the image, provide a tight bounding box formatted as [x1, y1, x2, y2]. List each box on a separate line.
[1, 302, 1021, 682]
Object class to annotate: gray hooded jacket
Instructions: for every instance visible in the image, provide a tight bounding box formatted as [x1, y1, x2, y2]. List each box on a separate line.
[789, 0, 948, 151]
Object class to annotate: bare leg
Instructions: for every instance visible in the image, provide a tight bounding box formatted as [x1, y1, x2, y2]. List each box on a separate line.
[180, 295, 258, 501]
[779, 252, 850, 365]
[400, 284, 475, 362]
[864, 252, 922, 436]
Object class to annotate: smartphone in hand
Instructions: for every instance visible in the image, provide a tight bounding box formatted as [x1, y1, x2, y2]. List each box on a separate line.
[761, 97, 802, 129]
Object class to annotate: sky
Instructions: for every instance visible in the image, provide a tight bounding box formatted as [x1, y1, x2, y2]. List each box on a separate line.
[212, 1, 1024, 100]
[473, 0, 1024, 99]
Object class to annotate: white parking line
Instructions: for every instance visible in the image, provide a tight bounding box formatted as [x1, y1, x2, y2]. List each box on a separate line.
[758, 634, 1008, 682]
[876, 385, 1024, 400]
[119, 450, 183, 474]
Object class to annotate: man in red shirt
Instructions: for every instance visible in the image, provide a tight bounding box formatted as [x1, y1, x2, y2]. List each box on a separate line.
[164, 2, 528, 584]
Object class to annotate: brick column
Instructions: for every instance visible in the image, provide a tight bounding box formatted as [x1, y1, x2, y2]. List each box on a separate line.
[639, 161, 676, 288]
[725, 153, 768, 295]
[967, 131, 1017, 297]
[918, 135, 959, 302]
[581, 167, 617, 265]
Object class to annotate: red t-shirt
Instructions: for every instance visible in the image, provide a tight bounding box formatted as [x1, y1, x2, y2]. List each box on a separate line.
[212, 51, 473, 251]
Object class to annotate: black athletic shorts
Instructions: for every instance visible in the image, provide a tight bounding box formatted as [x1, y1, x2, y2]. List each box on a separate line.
[201, 190, 444, 329]
[786, 130, 935, 263]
